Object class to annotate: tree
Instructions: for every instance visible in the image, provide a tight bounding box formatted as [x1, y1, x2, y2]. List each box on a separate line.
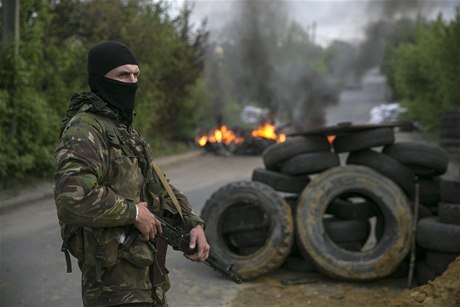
[385, 9, 460, 132]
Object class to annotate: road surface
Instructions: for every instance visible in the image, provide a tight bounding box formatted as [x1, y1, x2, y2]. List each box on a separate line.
[1, 69, 429, 307]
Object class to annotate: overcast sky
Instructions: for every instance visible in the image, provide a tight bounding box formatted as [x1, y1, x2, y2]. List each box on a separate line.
[172, 0, 459, 46]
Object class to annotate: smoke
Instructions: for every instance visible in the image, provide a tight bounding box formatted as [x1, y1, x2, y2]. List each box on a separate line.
[203, 0, 339, 132]
[354, 0, 455, 80]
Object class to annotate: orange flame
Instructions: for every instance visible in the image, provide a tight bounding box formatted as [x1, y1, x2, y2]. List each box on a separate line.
[251, 122, 286, 143]
[197, 123, 285, 147]
[327, 135, 336, 144]
[198, 125, 244, 147]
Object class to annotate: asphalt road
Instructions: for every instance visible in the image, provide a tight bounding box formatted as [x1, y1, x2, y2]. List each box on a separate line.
[0, 153, 264, 307]
[1, 68, 433, 307]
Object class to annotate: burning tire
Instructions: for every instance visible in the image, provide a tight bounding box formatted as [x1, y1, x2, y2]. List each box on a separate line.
[295, 165, 413, 281]
[382, 142, 449, 178]
[280, 152, 340, 175]
[262, 135, 330, 170]
[201, 181, 294, 280]
[347, 149, 416, 199]
[332, 127, 395, 153]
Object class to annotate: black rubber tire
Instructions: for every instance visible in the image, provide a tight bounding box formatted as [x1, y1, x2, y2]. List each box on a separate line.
[262, 135, 331, 170]
[347, 149, 416, 199]
[332, 128, 395, 153]
[417, 204, 434, 220]
[295, 165, 413, 280]
[440, 176, 460, 203]
[417, 178, 441, 207]
[201, 181, 294, 280]
[425, 250, 460, 275]
[416, 217, 460, 253]
[323, 216, 370, 244]
[382, 142, 449, 178]
[281, 255, 316, 273]
[337, 241, 365, 252]
[280, 152, 340, 175]
[416, 260, 439, 285]
[389, 259, 409, 278]
[326, 197, 377, 220]
[219, 202, 268, 233]
[229, 229, 268, 248]
[251, 167, 310, 194]
[439, 202, 460, 225]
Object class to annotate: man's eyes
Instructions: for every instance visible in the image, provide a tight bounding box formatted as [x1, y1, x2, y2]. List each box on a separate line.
[118, 72, 139, 78]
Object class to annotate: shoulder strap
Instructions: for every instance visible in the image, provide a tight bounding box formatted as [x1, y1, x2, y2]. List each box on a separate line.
[150, 160, 184, 222]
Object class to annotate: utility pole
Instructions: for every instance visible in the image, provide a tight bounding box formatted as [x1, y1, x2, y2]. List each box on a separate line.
[1, 0, 20, 54]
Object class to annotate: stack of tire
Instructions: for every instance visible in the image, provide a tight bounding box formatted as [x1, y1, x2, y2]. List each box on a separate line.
[200, 126, 459, 282]
[439, 107, 460, 159]
[415, 176, 460, 285]
[335, 128, 459, 284]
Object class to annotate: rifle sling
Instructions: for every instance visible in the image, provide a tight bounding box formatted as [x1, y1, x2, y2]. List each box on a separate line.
[150, 159, 185, 223]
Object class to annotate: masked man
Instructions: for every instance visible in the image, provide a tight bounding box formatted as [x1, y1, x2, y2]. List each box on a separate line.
[54, 41, 209, 307]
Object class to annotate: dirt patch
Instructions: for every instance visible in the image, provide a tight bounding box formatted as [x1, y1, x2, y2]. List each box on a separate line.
[230, 270, 406, 306]
[385, 257, 460, 306]
[230, 258, 460, 306]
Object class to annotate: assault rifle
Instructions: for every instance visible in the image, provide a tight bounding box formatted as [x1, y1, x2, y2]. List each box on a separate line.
[123, 214, 242, 284]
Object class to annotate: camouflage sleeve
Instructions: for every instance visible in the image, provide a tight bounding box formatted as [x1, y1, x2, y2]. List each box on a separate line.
[54, 114, 136, 227]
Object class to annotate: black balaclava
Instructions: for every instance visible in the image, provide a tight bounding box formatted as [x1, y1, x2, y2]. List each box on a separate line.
[87, 41, 139, 120]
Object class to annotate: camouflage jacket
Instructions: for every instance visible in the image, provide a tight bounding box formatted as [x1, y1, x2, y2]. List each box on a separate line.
[54, 92, 203, 306]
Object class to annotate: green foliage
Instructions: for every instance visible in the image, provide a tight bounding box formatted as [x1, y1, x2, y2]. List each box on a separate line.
[384, 9, 460, 132]
[0, 0, 208, 186]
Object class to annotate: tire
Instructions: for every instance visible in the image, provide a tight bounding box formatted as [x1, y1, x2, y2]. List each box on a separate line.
[295, 165, 413, 280]
[347, 149, 416, 199]
[262, 135, 330, 170]
[281, 255, 316, 273]
[382, 142, 449, 178]
[417, 204, 434, 220]
[440, 176, 460, 203]
[417, 178, 441, 207]
[229, 229, 268, 248]
[251, 167, 310, 194]
[280, 152, 340, 175]
[439, 202, 460, 225]
[219, 202, 268, 233]
[332, 128, 395, 153]
[416, 217, 460, 253]
[326, 197, 377, 220]
[201, 181, 294, 280]
[337, 241, 366, 252]
[425, 250, 460, 275]
[416, 260, 439, 285]
[323, 216, 370, 244]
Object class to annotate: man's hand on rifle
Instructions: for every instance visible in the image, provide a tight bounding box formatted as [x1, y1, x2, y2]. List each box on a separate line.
[185, 224, 210, 263]
[134, 202, 162, 241]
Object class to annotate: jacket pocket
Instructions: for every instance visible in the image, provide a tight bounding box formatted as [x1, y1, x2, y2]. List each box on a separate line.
[83, 227, 121, 268]
[120, 237, 155, 268]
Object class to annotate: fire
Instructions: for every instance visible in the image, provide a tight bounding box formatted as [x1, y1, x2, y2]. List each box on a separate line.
[197, 123, 285, 147]
[251, 122, 286, 143]
[198, 125, 244, 147]
[327, 135, 336, 143]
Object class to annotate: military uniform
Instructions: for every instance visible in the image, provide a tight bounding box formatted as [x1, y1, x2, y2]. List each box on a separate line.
[54, 92, 204, 306]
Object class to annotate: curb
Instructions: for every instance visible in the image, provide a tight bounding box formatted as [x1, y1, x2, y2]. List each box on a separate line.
[0, 150, 203, 214]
